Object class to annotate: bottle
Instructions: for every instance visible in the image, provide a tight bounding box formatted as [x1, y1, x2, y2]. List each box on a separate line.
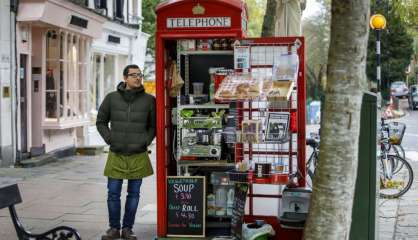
[215, 186, 227, 216]
[227, 188, 234, 216]
[207, 194, 216, 216]
[212, 39, 221, 50]
[221, 39, 228, 50]
[209, 81, 215, 102]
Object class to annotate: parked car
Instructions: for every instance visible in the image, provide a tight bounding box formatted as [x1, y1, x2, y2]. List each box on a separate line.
[408, 84, 418, 110]
[390, 81, 409, 98]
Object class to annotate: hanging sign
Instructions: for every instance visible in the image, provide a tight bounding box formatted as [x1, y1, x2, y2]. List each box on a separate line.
[167, 176, 206, 237]
[234, 45, 250, 70]
[167, 17, 231, 28]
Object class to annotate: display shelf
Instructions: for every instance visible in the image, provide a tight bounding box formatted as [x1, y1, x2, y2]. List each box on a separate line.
[180, 50, 234, 55]
[206, 220, 231, 229]
[178, 160, 235, 167]
[180, 117, 223, 129]
[178, 104, 230, 110]
[228, 170, 289, 185]
[180, 145, 222, 158]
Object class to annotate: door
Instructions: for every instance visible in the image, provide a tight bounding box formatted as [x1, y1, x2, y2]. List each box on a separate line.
[20, 54, 28, 153]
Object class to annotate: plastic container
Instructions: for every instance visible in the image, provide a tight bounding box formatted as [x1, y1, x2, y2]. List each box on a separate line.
[272, 53, 299, 81]
[388, 122, 406, 145]
[207, 194, 216, 216]
[193, 82, 204, 95]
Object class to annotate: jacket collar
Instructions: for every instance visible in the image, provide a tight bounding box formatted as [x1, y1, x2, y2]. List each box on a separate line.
[117, 82, 145, 102]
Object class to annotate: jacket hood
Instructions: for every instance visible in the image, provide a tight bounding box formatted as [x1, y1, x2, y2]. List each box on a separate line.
[117, 82, 145, 102]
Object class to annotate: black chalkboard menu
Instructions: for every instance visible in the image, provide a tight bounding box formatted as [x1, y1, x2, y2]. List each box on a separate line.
[231, 183, 249, 239]
[167, 176, 206, 237]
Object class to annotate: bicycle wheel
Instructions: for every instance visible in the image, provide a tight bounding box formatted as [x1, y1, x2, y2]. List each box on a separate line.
[391, 144, 405, 159]
[380, 155, 414, 199]
[306, 152, 318, 183]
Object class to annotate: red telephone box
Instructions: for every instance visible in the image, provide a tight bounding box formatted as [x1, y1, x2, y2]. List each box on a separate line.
[155, 1, 306, 239]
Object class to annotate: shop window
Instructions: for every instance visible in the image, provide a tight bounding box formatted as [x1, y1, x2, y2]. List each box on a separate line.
[104, 55, 116, 94]
[94, 0, 107, 9]
[89, 55, 101, 115]
[45, 30, 89, 128]
[89, 54, 117, 116]
[114, 0, 124, 20]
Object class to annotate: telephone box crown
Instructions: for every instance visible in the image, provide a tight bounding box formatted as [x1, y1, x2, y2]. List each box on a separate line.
[192, 3, 205, 15]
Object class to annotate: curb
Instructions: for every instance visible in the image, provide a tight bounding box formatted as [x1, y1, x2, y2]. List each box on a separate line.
[76, 145, 106, 156]
[17, 154, 58, 168]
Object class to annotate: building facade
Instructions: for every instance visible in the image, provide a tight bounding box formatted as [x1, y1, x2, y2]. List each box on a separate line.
[86, 0, 149, 145]
[0, 0, 18, 167]
[9, 0, 148, 166]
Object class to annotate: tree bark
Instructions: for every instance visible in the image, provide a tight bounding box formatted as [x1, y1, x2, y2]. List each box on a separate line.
[303, 0, 370, 239]
[261, 0, 277, 37]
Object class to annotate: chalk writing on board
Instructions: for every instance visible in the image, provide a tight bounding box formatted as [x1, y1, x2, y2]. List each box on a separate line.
[167, 176, 206, 237]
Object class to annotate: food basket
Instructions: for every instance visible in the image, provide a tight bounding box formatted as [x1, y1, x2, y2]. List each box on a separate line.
[388, 122, 406, 145]
[215, 74, 263, 101]
[215, 73, 294, 102]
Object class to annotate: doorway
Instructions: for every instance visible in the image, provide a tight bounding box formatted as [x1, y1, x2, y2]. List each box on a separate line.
[20, 54, 28, 155]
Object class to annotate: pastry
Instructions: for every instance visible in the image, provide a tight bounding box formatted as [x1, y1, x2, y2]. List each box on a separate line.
[236, 83, 250, 93]
[248, 83, 259, 92]
[219, 90, 234, 98]
[263, 80, 273, 92]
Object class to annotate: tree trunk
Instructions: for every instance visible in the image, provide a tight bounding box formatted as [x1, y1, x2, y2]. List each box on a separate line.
[303, 0, 370, 239]
[261, 0, 277, 37]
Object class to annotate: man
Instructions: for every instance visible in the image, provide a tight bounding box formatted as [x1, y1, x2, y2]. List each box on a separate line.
[96, 65, 156, 240]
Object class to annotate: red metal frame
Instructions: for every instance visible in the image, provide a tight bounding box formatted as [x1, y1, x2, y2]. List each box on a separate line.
[155, 1, 306, 238]
[234, 37, 306, 188]
[229, 38, 306, 240]
[155, 1, 247, 237]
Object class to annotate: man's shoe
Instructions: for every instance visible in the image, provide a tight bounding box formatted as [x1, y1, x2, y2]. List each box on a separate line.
[101, 228, 121, 240]
[121, 228, 137, 240]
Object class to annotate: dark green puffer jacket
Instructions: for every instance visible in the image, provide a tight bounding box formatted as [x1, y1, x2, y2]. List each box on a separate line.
[96, 82, 156, 155]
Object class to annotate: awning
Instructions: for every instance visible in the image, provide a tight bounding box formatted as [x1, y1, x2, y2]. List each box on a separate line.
[17, 0, 106, 38]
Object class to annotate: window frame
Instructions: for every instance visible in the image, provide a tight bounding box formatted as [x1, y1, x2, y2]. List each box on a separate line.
[43, 29, 90, 129]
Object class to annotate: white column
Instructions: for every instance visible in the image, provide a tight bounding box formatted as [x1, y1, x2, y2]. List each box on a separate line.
[84, 39, 92, 146]
[69, 33, 74, 120]
[62, 32, 68, 121]
[75, 35, 80, 118]
[27, 24, 33, 150]
[80, 37, 86, 118]
[41, 30, 47, 123]
[114, 54, 119, 87]
[91, 52, 96, 114]
[99, 53, 105, 104]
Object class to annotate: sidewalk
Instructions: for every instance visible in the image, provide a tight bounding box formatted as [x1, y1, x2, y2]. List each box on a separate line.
[379, 161, 418, 240]
[1, 125, 417, 239]
[0, 145, 157, 240]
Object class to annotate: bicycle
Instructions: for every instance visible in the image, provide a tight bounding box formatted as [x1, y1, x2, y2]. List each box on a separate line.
[380, 120, 406, 159]
[379, 118, 413, 199]
[381, 120, 407, 175]
[306, 132, 320, 184]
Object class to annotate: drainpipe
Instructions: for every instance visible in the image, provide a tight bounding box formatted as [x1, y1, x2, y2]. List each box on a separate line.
[126, 0, 129, 24]
[12, 0, 19, 165]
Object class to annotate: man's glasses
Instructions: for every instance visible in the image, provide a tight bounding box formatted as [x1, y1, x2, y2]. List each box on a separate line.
[127, 73, 143, 78]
